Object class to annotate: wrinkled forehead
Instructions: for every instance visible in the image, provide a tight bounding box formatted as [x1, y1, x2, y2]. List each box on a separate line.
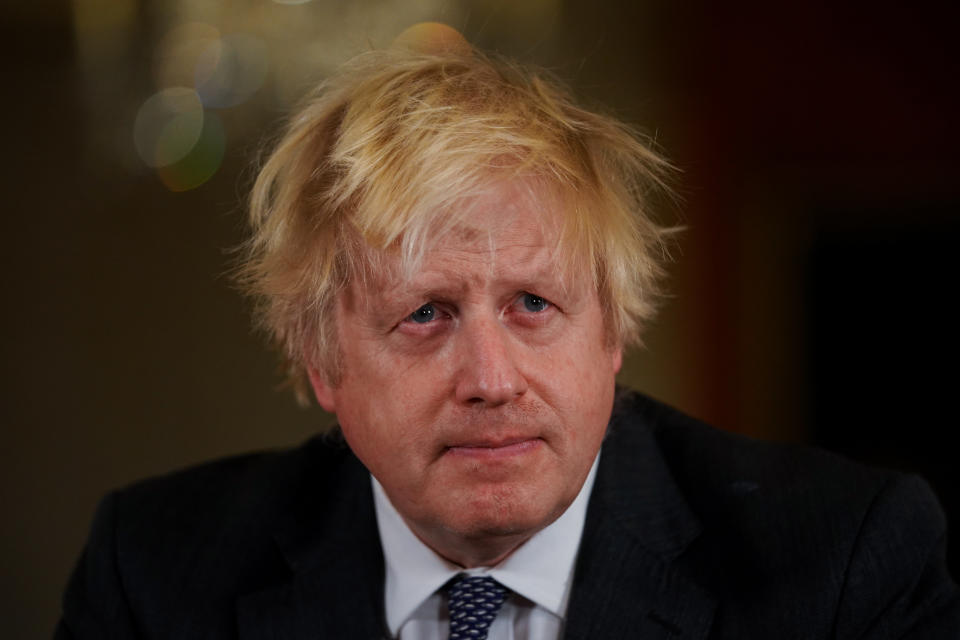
[346, 179, 583, 296]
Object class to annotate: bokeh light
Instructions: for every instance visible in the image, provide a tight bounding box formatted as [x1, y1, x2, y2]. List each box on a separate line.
[110, 0, 474, 188]
[195, 33, 269, 108]
[156, 110, 226, 192]
[142, 23, 264, 190]
[133, 87, 204, 168]
[154, 22, 221, 90]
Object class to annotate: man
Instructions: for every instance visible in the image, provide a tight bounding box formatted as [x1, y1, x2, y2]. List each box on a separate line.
[58, 25, 959, 639]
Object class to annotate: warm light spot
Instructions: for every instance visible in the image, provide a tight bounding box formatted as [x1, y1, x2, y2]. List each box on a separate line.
[392, 22, 472, 55]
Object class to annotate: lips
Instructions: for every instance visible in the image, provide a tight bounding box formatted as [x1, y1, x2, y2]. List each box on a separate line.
[444, 436, 542, 459]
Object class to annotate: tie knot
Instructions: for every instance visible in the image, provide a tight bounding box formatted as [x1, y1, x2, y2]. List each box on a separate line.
[447, 575, 509, 639]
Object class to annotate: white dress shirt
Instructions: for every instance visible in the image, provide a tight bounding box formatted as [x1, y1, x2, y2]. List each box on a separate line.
[372, 454, 599, 640]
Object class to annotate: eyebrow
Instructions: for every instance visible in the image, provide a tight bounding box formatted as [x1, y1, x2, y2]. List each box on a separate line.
[350, 229, 578, 313]
[386, 262, 576, 311]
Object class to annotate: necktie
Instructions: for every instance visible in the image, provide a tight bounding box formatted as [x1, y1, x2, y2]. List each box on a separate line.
[447, 574, 509, 640]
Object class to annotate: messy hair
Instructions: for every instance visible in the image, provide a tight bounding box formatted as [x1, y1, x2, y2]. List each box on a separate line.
[237, 46, 674, 403]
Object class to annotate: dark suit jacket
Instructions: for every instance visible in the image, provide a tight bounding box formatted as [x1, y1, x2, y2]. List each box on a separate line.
[56, 391, 960, 638]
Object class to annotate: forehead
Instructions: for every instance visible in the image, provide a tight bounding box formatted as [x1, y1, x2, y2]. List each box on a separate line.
[353, 180, 574, 293]
[454, 180, 558, 237]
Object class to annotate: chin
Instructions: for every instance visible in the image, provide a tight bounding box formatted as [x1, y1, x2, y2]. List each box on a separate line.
[447, 488, 566, 540]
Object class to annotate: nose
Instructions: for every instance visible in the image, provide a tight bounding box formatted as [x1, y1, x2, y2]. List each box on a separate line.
[454, 315, 529, 406]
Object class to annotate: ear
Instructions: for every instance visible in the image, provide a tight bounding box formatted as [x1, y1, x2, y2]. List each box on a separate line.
[307, 366, 338, 413]
[611, 347, 623, 375]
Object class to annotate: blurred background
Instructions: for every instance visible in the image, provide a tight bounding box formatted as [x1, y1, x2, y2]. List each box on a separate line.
[2, 0, 958, 637]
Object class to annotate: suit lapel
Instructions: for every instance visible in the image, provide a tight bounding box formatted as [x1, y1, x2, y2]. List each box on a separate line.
[564, 393, 717, 639]
[237, 442, 389, 640]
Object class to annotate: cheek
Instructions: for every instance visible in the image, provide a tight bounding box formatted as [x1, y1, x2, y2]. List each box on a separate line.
[553, 322, 617, 386]
[337, 401, 410, 490]
[332, 365, 399, 455]
[553, 322, 619, 438]
[334, 366, 440, 465]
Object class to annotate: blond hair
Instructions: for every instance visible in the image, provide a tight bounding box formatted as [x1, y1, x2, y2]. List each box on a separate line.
[238, 46, 674, 403]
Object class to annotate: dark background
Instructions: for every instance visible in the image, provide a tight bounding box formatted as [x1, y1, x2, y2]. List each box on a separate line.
[3, 1, 958, 637]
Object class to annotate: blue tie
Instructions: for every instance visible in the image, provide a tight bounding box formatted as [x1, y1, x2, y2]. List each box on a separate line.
[447, 574, 509, 639]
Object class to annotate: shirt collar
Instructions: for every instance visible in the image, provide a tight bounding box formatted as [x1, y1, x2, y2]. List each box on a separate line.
[373, 453, 600, 637]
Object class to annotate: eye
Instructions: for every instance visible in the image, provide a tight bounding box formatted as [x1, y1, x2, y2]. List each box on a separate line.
[520, 293, 550, 312]
[408, 303, 436, 324]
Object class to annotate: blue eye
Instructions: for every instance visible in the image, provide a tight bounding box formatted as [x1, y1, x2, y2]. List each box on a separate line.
[409, 304, 436, 323]
[522, 293, 548, 312]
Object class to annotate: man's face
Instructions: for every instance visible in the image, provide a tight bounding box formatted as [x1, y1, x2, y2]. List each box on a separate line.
[309, 181, 621, 565]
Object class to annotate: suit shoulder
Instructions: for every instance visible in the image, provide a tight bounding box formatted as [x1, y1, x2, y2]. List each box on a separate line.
[103, 435, 361, 593]
[67, 435, 367, 636]
[606, 389, 943, 577]
[607, 390, 958, 635]
[114, 435, 353, 529]
[612, 388, 892, 501]
[63, 436, 376, 637]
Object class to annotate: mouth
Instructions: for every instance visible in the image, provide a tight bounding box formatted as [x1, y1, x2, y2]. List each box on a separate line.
[444, 436, 542, 460]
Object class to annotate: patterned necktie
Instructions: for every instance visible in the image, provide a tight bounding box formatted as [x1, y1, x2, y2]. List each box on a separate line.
[446, 574, 509, 640]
